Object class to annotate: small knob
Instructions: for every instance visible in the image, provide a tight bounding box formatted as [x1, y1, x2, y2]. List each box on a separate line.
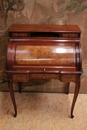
[43, 68, 46, 72]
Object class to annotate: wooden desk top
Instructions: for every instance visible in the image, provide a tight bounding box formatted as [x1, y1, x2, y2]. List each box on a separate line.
[9, 24, 81, 33]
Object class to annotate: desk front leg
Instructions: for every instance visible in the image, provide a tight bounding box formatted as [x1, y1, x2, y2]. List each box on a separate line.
[8, 80, 17, 117]
[71, 75, 80, 118]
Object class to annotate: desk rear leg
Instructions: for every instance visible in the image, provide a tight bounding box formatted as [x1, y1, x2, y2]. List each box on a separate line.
[66, 82, 70, 94]
[18, 82, 22, 93]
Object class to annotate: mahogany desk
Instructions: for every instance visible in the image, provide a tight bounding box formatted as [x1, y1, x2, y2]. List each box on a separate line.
[6, 24, 83, 118]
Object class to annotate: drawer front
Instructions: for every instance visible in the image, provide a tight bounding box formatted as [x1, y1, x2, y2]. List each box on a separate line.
[12, 73, 59, 82]
[61, 75, 77, 82]
[60, 33, 79, 38]
[13, 74, 29, 82]
[30, 74, 59, 79]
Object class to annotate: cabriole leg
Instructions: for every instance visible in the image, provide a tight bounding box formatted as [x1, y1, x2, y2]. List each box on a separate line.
[70, 76, 80, 118]
[8, 80, 17, 117]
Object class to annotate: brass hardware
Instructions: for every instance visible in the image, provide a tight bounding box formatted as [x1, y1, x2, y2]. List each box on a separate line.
[43, 68, 46, 72]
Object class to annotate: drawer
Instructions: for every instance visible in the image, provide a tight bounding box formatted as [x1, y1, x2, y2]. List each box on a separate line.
[12, 73, 59, 82]
[61, 33, 79, 38]
[30, 74, 59, 79]
[61, 74, 77, 82]
[13, 74, 29, 82]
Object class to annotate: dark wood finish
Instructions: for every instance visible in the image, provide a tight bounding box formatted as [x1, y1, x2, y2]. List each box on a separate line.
[6, 24, 83, 118]
[66, 83, 70, 94]
[7, 76, 17, 117]
[18, 82, 22, 93]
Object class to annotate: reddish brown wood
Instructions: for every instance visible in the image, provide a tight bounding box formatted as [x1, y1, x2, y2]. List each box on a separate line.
[8, 79, 17, 117]
[9, 24, 81, 33]
[71, 75, 81, 118]
[6, 24, 83, 118]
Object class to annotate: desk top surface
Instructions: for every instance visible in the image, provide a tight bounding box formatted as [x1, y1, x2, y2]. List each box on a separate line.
[9, 24, 81, 33]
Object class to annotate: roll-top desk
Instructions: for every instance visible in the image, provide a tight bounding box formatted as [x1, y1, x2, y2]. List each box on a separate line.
[6, 24, 83, 118]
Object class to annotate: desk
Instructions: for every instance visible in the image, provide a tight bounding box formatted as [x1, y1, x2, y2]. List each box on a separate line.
[6, 24, 83, 118]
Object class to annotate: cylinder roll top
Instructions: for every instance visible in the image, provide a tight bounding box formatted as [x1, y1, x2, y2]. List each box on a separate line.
[7, 40, 81, 71]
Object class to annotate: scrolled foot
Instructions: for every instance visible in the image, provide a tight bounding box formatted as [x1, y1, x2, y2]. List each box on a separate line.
[66, 92, 69, 94]
[14, 113, 17, 117]
[71, 115, 74, 119]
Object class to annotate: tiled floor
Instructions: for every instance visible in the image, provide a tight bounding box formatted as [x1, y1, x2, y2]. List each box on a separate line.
[0, 92, 87, 130]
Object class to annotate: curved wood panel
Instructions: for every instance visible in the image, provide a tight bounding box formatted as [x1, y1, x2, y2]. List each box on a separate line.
[15, 45, 75, 66]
